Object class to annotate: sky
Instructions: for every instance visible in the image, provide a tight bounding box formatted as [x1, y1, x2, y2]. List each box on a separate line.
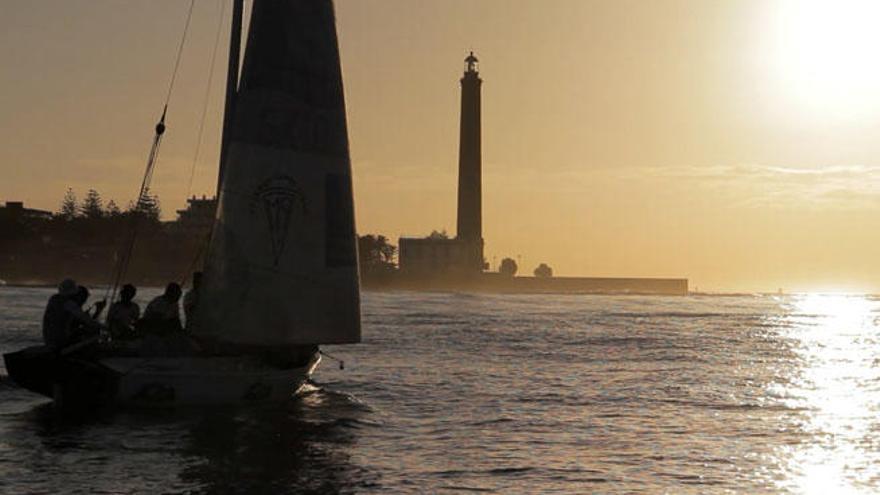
[4, 0, 880, 292]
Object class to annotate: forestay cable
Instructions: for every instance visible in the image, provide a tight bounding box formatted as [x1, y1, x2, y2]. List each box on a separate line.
[164, 0, 196, 108]
[103, 0, 197, 310]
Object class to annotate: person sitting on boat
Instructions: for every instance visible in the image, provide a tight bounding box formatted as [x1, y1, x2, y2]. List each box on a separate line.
[183, 272, 202, 330]
[76, 285, 107, 320]
[68, 285, 107, 344]
[42, 280, 104, 351]
[42, 279, 79, 350]
[139, 282, 184, 336]
[107, 284, 140, 340]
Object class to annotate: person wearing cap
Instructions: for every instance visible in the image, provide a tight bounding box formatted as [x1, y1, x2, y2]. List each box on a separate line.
[107, 284, 141, 340]
[41, 279, 104, 350]
[42, 279, 77, 349]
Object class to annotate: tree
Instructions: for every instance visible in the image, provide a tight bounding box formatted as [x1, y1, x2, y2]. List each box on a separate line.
[81, 189, 104, 219]
[427, 229, 449, 240]
[358, 234, 397, 273]
[534, 263, 553, 278]
[499, 257, 518, 277]
[131, 188, 161, 222]
[59, 188, 78, 221]
[105, 200, 121, 217]
[374, 235, 396, 265]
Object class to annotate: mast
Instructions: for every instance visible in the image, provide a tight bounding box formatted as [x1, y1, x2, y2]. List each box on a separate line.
[216, 0, 244, 195]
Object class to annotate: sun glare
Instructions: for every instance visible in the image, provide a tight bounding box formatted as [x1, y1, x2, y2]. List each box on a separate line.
[768, 0, 880, 119]
[780, 294, 880, 493]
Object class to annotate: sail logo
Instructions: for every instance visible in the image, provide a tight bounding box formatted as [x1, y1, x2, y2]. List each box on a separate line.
[251, 176, 307, 267]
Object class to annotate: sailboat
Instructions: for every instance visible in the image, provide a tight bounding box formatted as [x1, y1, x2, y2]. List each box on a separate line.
[3, 0, 361, 407]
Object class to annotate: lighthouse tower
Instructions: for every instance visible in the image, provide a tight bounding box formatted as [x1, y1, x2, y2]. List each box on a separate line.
[456, 52, 484, 272]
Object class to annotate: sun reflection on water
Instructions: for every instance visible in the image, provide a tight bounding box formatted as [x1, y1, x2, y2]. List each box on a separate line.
[779, 293, 880, 494]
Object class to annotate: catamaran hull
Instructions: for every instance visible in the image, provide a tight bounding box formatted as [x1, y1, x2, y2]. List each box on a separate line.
[4, 346, 320, 408]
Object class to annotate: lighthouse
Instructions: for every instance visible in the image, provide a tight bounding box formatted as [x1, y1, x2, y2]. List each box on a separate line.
[456, 52, 484, 272]
[397, 52, 486, 277]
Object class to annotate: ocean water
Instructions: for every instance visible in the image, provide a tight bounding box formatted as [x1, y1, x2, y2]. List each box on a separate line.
[1, 288, 880, 493]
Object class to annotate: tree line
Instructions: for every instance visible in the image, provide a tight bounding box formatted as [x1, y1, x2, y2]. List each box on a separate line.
[0, 188, 170, 248]
[2, 188, 555, 284]
[0, 188, 198, 287]
[57, 188, 161, 222]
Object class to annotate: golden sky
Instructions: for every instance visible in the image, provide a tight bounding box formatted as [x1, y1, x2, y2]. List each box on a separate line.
[4, 0, 880, 292]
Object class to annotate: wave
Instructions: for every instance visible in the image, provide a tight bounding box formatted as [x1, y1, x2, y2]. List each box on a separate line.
[436, 486, 494, 493]
[604, 311, 760, 319]
[434, 467, 536, 478]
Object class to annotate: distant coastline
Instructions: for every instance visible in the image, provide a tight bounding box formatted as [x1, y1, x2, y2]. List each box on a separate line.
[0, 273, 689, 296]
[1, 198, 687, 296]
[364, 273, 688, 296]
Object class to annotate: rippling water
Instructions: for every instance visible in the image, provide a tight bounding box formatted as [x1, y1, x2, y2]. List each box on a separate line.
[2, 288, 880, 493]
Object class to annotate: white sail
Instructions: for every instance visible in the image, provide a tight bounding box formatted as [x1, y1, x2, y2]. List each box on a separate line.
[194, 0, 360, 346]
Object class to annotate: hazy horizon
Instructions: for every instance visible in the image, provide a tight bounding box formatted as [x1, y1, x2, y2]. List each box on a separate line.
[4, 0, 880, 293]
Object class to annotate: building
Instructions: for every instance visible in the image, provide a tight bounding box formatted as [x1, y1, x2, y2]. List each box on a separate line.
[399, 53, 486, 277]
[394, 53, 688, 294]
[0, 201, 52, 222]
[455, 52, 484, 271]
[398, 235, 477, 276]
[170, 195, 217, 236]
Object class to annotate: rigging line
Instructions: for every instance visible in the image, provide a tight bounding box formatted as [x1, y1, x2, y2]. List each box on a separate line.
[164, 0, 197, 108]
[103, 1, 195, 306]
[104, 121, 166, 308]
[319, 350, 346, 370]
[184, 0, 227, 200]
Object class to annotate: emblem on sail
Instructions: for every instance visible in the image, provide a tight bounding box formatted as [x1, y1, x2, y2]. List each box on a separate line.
[251, 175, 307, 266]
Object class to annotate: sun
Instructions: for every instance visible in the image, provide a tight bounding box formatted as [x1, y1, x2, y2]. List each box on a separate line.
[767, 0, 880, 119]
